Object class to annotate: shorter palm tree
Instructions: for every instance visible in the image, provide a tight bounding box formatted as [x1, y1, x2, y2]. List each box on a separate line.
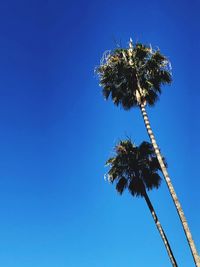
[106, 139, 177, 267]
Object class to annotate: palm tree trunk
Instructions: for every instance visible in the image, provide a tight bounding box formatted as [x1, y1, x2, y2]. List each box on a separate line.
[143, 190, 178, 267]
[140, 102, 200, 267]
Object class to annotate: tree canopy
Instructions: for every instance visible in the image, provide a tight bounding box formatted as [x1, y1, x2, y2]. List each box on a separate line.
[96, 41, 172, 109]
[106, 140, 164, 196]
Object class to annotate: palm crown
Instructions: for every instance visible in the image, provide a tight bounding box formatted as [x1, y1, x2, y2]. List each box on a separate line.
[96, 40, 172, 109]
[106, 140, 163, 196]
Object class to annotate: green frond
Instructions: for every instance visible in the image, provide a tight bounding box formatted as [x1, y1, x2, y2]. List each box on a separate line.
[146, 173, 161, 190]
[128, 178, 145, 197]
[151, 50, 166, 64]
[116, 177, 127, 194]
[139, 141, 154, 157]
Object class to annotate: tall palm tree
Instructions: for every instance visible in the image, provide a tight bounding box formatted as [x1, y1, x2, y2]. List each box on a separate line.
[106, 139, 178, 267]
[96, 39, 200, 266]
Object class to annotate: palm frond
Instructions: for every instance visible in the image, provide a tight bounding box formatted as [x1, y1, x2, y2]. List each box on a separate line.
[116, 177, 128, 194]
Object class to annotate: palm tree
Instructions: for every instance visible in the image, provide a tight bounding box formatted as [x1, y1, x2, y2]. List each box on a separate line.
[96, 39, 200, 266]
[106, 139, 178, 266]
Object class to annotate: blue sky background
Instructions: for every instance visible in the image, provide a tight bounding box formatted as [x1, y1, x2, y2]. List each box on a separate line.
[0, 0, 199, 266]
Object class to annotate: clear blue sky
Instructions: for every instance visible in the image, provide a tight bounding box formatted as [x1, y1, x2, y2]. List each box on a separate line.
[0, 0, 199, 266]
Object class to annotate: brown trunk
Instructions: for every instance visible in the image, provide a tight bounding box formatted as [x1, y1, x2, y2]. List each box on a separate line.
[143, 190, 178, 267]
[140, 103, 200, 267]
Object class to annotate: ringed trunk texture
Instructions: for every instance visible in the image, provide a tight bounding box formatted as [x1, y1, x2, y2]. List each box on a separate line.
[143, 190, 178, 267]
[140, 103, 200, 267]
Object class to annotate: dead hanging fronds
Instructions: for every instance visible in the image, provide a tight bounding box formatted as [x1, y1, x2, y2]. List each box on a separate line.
[94, 50, 111, 75]
[100, 50, 111, 66]
[166, 59, 172, 73]
[149, 43, 153, 54]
